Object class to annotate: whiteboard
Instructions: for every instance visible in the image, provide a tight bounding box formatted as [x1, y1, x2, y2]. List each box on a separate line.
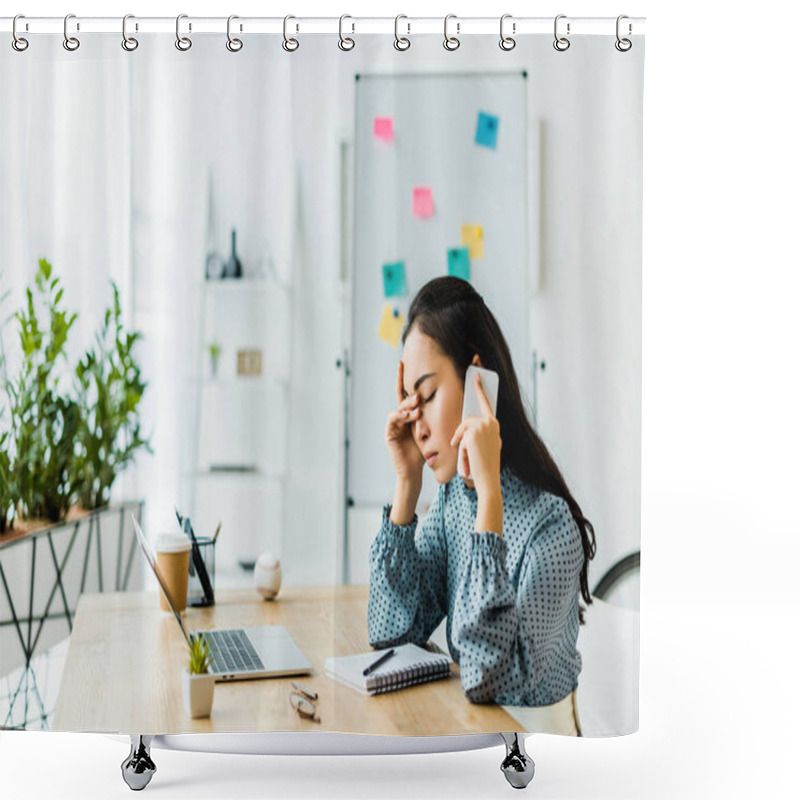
[350, 71, 531, 508]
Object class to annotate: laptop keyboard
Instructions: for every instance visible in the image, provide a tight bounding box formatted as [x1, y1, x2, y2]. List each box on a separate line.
[203, 629, 266, 674]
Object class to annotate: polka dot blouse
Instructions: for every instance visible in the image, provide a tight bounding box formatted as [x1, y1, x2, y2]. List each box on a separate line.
[368, 465, 585, 707]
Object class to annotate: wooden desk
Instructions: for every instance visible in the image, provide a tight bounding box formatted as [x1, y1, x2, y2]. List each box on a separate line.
[53, 586, 521, 735]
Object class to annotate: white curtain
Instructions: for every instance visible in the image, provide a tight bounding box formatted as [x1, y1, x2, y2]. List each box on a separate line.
[0, 37, 133, 373]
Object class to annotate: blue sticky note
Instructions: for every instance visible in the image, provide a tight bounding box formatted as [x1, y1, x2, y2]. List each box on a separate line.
[382, 261, 407, 298]
[475, 112, 499, 149]
[448, 248, 471, 281]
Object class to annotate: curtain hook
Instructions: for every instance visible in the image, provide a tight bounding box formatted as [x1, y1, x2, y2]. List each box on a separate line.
[63, 13, 80, 51]
[226, 15, 243, 52]
[338, 14, 355, 51]
[12, 14, 29, 52]
[176, 14, 192, 51]
[615, 15, 632, 51]
[553, 14, 570, 51]
[394, 14, 410, 51]
[443, 13, 460, 51]
[499, 14, 516, 51]
[283, 15, 299, 52]
[122, 14, 139, 51]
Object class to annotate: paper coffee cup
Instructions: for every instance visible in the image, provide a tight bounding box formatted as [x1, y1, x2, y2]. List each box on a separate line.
[155, 532, 192, 613]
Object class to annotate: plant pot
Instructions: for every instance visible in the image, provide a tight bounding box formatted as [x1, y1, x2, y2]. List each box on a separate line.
[182, 668, 215, 718]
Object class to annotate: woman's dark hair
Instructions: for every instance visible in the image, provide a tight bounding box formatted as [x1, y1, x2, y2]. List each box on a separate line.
[403, 276, 597, 622]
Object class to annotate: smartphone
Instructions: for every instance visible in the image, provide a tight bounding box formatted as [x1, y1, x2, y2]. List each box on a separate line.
[458, 365, 500, 479]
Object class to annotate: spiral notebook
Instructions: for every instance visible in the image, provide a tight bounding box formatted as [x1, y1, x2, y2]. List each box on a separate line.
[324, 643, 452, 695]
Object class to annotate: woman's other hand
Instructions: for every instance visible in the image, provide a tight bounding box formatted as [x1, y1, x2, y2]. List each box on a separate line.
[386, 360, 425, 484]
[450, 371, 502, 498]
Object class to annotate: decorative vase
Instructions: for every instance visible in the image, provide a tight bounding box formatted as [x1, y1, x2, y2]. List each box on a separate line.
[181, 668, 215, 718]
[223, 228, 243, 279]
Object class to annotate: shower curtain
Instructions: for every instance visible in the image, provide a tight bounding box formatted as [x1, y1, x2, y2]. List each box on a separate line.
[0, 17, 643, 741]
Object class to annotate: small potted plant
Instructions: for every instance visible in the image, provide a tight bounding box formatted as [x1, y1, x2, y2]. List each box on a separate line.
[182, 633, 215, 718]
[207, 342, 222, 378]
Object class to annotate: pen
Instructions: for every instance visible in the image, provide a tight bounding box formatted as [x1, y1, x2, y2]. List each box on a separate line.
[211, 521, 222, 544]
[363, 648, 395, 676]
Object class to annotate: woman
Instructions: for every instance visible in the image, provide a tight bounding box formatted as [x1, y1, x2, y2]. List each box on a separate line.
[368, 276, 596, 735]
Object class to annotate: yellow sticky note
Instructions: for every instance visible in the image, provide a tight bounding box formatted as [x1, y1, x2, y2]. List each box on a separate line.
[377, 304, 405, 348]
[461, 224, 484, 259]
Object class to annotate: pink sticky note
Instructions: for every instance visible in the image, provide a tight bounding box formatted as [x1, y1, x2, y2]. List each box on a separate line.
[413, 187, 434, 218]
[374, 117, 394, 141]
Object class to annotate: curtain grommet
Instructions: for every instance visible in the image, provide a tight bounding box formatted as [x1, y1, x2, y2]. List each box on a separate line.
[499, 14, 516, 51]
[121, 14, 139, 51]
[283, 15, 299, 52]
[338, 14, 355, 51]
[12, 14, 29, 51]
[443, 14, 460, 51]
[63, 13, 80, 51]
[553, 14, 571, 51]
[394, 14, 411, 51]
[226, 15, 243, 52]
[176, 14, 192, 51]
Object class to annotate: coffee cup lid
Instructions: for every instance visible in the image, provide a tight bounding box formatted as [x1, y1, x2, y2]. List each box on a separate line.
[155, 532, 192, 553]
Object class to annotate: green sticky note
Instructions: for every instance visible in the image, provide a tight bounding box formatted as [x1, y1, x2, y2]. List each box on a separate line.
[448, 248, 471, 281]
[382, 261, 407, 298]
[475, 112, 499, 149]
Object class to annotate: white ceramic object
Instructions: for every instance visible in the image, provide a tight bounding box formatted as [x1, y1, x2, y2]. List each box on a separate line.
[182, 669, 215, 719]
[254, 552, 282, 600]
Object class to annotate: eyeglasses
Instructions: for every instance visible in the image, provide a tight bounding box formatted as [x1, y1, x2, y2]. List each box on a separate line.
[289, 680, 320, 723]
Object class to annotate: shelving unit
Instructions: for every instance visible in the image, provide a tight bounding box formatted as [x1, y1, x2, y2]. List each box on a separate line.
[180, 274, 292, 577]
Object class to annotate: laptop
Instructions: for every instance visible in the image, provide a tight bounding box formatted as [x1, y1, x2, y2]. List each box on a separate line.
[132, 515, 312, 681]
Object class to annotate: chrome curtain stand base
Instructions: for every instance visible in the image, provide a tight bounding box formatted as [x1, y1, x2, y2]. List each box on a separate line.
[500, 732, 535, 789]
[119, 732, 533, 789]
[121, 735, 156, 791]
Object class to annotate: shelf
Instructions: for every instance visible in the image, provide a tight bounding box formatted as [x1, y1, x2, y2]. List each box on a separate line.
[183, 376, 289, 388]
[196, 277, 292, 294]
[201, 278, 269, 291]
[182, 467, 287, 482]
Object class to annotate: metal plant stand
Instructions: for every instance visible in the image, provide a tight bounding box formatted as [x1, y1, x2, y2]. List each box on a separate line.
[0, 501, 144, 729]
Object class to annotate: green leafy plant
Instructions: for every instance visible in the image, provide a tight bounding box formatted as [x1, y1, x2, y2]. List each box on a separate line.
[73, 282, 151, 510]
[187, 633, 213, 675]
[0, 284, 14, 532]
[5, 259, 79, 521]
[0, 427, 13, 533]
[0, 260, 150, 525]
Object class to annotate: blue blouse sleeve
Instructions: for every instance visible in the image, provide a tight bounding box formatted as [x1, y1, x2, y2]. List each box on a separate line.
[451, 493, 584, 705]
[367, 486, 448, 649]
